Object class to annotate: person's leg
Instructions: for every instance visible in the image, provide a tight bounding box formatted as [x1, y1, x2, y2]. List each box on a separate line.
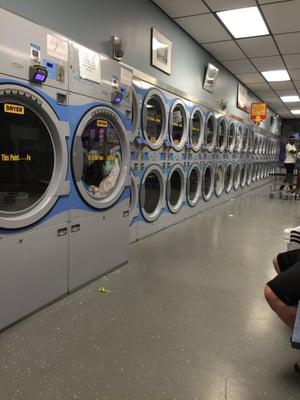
[273, 249, 300, 274]
[273, 256, 281, 274]
[264, 285, 297, 328]
[287, 163, 295, 192]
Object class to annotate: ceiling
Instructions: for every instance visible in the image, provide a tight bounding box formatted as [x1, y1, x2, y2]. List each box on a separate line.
[152, 0, 300, 119]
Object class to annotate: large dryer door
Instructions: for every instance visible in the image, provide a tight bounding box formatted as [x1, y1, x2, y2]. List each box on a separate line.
[227, 121, 236, 153]
[0, 85, 69, 229]
[167, 164, 185, 213]
[205, 113, 217, 153]
[233, 164, 241, 190]
[215, 164, 225, 197]
[72, 106, 129, 209]
[187, 164, 201, 206]
[217, 117, 227, 153]
[202, 164, 214, 201]
[225, 164, 233, 194]
[190, 107, 204, 152]
[169, 100, 188, 151]
[140, 165, 165, 222]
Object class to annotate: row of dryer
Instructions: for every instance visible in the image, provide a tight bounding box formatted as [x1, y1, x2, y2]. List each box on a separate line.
[129, 81, 279, 242]
[0, 8, 279, 330]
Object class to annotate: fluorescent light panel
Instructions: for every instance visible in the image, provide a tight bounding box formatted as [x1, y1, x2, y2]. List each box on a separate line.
[280, 96, 300, 103]
[216, 7, 269, 39]
[291, 109, 300, 115]
[262, 70, 290, 82]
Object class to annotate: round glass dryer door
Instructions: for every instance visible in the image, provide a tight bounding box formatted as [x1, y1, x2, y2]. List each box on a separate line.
[215, 164, 225, 197]
[227, 121, 236, 153]
[129, 171, 138, 223]
[205, 113, 216, 153]
[187, 164, 201, 207]
[225, 164, 233, 194]
[233, 164, 241, 190]
[190, 107, 204, 152]
[242, 127, 249, 153]
[252, 164, 257, 182]
[217, 117, 227, 153]
[240, 164, 247, 188]
[256, 164, 261, 180]
[142, 89, 167, 150]
[140, 165, 165, 222]
[167, 164, 185, 213]
[131, 88, 140, 144]
[169, 100, 188, 151]
[235, 125, 243, 153]
[260, 165, 264, 180]
[202, 164, 214, 201]
[254, 136, 259, 155]
[72, 107, 129, 209]
[246, 163, 253, 185]
[0, 86, 68, 229]
[248, 129, 254, 154]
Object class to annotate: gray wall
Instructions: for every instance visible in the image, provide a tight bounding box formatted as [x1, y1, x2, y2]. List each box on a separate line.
[0, 0, 280, 133]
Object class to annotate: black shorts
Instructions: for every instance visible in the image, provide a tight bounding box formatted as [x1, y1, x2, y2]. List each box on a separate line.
[267, 249, 300, 306]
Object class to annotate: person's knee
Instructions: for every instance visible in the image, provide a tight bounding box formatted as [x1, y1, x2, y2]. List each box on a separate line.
[264, 285, 279, 309]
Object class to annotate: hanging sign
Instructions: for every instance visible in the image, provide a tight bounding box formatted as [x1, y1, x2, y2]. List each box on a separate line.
[251, 103, 267, 123]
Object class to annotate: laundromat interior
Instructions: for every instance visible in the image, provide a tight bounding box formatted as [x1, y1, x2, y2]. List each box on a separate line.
[1, 0, 300, 398]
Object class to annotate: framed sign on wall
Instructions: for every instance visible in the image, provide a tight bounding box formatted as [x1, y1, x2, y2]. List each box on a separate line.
[151, 28, 172, 75]
[237, 83, 250, 114]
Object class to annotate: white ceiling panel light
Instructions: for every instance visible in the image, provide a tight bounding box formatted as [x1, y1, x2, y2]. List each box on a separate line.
[291, 110, 300, 115]
[216, 6, 269, 39]
[261, 70, 290, 82]
[281, 96, 300, 103]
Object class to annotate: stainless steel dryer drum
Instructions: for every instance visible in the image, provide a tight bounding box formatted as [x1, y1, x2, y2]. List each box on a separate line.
[217, 117, 227, 153]
[186, 164, 202, 207]
[246, 163, 253, 186]
[169, 99, 188, 151]
[190, 107, 205, 152]
[233, 164, 241, 190]
[224, 164, 234, 194]
[142, 89, 167, 150]
[202, 164, 214, 201]
[205, 113, 217, 153]
[240, 164, 247, 188]
[166, 164, 185, 213]
[214, 163, 225, 197]
[227, 121, 236, 153]
[140, 165, 165, 222]
[235, 124, 243, 153]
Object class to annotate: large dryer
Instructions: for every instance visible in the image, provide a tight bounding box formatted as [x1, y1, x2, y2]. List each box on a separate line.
[0, 9, 70, 329]
[68, 41, 132, 290]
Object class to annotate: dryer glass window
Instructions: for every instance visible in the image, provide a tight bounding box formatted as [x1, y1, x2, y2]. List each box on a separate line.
[143, 172, 161, 214]
[228, 123, 235, 149]
[81, 118, 122, 200]
[203, 167, 212, 197]
[242, 128, 248, 151]
[144, 96, 163, 144]
[206, 116, 214, 149]
[215, 165, 224, 196]
[233, 165, 240, 189]
[188, 168, 199, 202]
[0, 102, 54, 212]
[170, 104, 185, 145]
[191, 110, 202, 148]
[225, 164, 233, 193]
[169, 170, 182, 207]
[218, 119, 226, 149]
[236, 126, 242, 151]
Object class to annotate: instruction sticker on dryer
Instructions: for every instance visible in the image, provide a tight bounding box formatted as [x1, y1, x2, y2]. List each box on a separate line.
[47, 33, 68, 62]
[78, 45, 101, 84]
[120, 67, 132, 86]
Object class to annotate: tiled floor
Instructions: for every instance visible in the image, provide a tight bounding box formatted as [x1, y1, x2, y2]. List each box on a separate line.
[1, 186, 300, 400]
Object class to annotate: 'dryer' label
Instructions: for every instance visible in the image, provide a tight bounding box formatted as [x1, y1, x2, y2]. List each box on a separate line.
[4, 103, 25, 115]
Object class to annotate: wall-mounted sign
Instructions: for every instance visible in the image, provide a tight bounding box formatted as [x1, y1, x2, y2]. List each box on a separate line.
[151, 28, 172, 75]
[237, 83, 250, 114]
[251, 103, 267, 123]
[203, 63, 219, 93]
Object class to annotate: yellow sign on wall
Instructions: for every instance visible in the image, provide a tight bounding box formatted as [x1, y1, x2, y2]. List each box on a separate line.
[251, 103, 267, 123]
[4, 103, 25, 115]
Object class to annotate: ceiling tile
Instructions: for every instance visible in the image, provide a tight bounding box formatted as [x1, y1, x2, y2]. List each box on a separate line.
[274, 89, 298, 96]
[202, 41, 245, 61]
[222, 59, 256, 74]
[246, 82, 271, 91]
[286, 102, 300, 108]
[236, 36, 279, 58]
[293, 80, 300, 89]
[257, 0, 286, 3]
[274, 32, 300, 55]
[176, 14, 231, 43]
[270, 81, 295, 91]
[251, 56, 285, 71]
[289, 69, 300, 80]
[261, 1, 300, 34]
[283, 54, 300, 70]
[260, 95, 281, 102]
[205, 0, 255, 12]
[152, 0, 209, 18]
[235, 72, 265, 83]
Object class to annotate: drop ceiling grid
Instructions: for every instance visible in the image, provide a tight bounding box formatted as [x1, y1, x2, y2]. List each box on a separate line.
[151, 0, 300, 117]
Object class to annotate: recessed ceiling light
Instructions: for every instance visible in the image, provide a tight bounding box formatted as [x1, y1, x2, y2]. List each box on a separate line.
[280, 96, 300, 103]
[216, 6, 269, 39]
[262, 70, 290, 82]
[291, 109, 300, 115]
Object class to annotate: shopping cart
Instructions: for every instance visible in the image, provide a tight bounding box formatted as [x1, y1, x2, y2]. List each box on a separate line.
[269, 172, 298, 199]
